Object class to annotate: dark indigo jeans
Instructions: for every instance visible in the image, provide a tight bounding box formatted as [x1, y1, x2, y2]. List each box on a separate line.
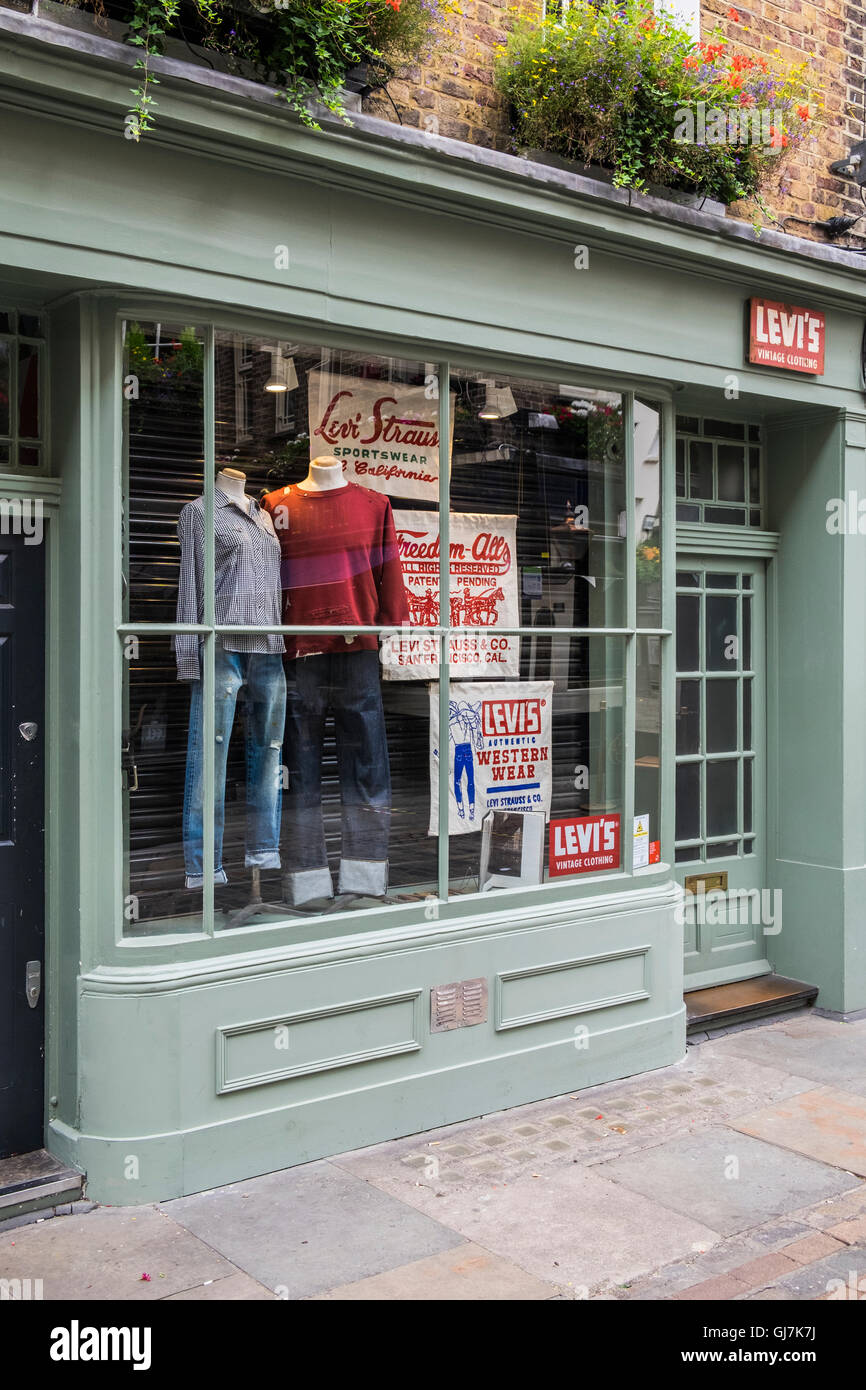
[183, 646, 286, 888]
[282, 649, 391, 902]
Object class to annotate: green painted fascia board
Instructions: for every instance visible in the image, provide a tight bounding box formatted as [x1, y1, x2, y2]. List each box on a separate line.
[4, 17, 866, 312]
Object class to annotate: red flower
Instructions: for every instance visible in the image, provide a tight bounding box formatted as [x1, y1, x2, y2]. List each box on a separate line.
[738, 92, 755, 106]
[385, 0, 401, 8]
[797, 104, 810, 120]
[769, 125, 789, 147]
[728, 6, 741, 19]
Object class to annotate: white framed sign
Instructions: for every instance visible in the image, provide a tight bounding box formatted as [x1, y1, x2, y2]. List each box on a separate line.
[430, 680, 554, 836]
[307, 370, 453, 503]
[382, 512, 519, 679]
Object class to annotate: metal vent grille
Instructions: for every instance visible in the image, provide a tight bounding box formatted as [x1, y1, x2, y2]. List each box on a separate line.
[430, 978, 488, 1032]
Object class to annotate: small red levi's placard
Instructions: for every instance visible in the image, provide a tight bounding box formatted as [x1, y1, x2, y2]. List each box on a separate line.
[549, 814, 620, 877]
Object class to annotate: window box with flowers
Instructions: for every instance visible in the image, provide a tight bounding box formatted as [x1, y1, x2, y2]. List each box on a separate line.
[495, 0, 819, 220]
[49, 0, 457, 137]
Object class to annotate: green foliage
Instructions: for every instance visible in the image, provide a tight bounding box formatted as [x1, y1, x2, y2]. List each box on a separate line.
[124, 323, 203, 382]
[116, 0, 453, 140]
[494, 0, 818, 208]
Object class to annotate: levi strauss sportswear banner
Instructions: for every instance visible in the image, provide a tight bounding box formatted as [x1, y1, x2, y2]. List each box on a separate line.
[382, 512, 520, 680]
[429, 681, 554, 836]
[307, 371, 454, 503]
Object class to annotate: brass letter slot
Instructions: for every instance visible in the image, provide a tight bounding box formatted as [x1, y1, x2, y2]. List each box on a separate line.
[684, 871, 728, 896]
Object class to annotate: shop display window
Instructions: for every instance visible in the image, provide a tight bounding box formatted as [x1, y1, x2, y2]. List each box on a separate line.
[0, 307, 44, 472]
[119, 323, 669, 937]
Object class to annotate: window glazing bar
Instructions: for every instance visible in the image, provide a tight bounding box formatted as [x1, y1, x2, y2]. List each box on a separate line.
[660, 397, 677, 866]
[202, 324, 215, 938]
[623, 394, 636, 870]
[437, 360, 451, 905]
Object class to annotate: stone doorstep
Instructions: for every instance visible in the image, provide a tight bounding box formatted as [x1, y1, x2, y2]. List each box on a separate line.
[0, 1176, 84, 1226]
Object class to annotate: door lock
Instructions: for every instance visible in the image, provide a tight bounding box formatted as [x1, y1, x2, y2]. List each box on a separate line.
[18, 722, 38, 741]
[25, 960, 41, 1008]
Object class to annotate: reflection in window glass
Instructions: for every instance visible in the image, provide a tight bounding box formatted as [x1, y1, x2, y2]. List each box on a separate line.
[0, 341, 8, 436]
[716, 444, 745, 502]
[17, 342, 39, 440]
[676, 678, 700, 755]
[635, 399, 662, 628]
[635, 634, 661, 862]
[447, 372, 626, 630]
[212, 336, 436, 923]
[120, 339, 670, 935]
[689, 441, 713, 499]
[122, 323, 206, 933]
[447, 637, 626, 894]
[122, 633, 204, 935]
[706, 680, 737, 753]
[676, 594, 699, 672]
[706, 760, 738, 836]
[705, 595, 737, 671]
[676, 762, 700, 842]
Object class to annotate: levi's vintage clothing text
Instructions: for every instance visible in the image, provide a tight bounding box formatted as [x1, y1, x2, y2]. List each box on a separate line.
[261, 481, 409, 658]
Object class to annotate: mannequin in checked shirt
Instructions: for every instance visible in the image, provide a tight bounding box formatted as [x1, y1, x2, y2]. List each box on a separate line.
[176, 468, 287, 890]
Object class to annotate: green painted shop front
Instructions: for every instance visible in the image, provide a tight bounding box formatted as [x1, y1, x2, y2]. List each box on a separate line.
[2, 33, 866, 1203]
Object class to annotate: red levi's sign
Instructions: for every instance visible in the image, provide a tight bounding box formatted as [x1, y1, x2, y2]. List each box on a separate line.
[481, 698, 544, 738]
[549, 814, 621, 877]
[748, 298, 825, 375]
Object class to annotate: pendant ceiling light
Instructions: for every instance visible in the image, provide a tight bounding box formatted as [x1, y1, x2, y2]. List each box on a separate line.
[477, 378, 517, 420]
[264, 352, 299, 394]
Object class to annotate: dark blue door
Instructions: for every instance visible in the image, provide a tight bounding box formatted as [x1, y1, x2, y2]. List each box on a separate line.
[0, 527, 45, 1157]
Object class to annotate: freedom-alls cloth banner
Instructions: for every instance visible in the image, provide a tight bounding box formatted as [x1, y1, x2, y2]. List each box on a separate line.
[307, 371, 454, 504]
[381, 512, 520, 680]
[429, 680, 554, 836]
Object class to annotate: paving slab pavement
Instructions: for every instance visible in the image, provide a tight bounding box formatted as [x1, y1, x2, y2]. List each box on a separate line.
[596, 1126, 858, 1236]
[708, 1015, 866, 1097]
[162, 1160, 465, 1300]
[1, 1012, 865, 1301]
[731, 1086, 866, 1176]
[0, 1205, 251, 1301]
[312, 1243, 555, 1301]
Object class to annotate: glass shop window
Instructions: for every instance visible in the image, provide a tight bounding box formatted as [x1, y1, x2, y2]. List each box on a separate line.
[121, 327, 440, 933]
[121, 321, 206, 933]
[675, 416, 762, 527]
[120, 333, 667, 939]
[439, 369, 645, 895]
[0, 307, 45, 472]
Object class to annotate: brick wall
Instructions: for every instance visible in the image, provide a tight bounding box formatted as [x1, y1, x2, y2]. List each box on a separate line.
[704, 0, 865, 242]
[363, 0, 540, 149]
[365, 0, 865, 245]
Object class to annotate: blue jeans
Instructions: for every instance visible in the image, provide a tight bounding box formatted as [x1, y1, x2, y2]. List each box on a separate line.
[454, 741, 475, 819]
[283, 650, 391, 903]
[183, 646, 287, 888]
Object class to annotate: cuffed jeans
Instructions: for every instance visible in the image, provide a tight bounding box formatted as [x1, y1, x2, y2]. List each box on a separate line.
[283, 649, 391, 904]
[454, 741, 476, 819]
[183, 646, 287, 888]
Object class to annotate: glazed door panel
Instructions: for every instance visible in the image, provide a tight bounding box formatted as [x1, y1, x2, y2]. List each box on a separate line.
[675, 558, 770, 986]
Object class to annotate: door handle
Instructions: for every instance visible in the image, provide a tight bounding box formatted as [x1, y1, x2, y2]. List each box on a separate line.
[121, 730, 139, 792]
[18, 722, 38, 741]
[25, 960, 40, 1008]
